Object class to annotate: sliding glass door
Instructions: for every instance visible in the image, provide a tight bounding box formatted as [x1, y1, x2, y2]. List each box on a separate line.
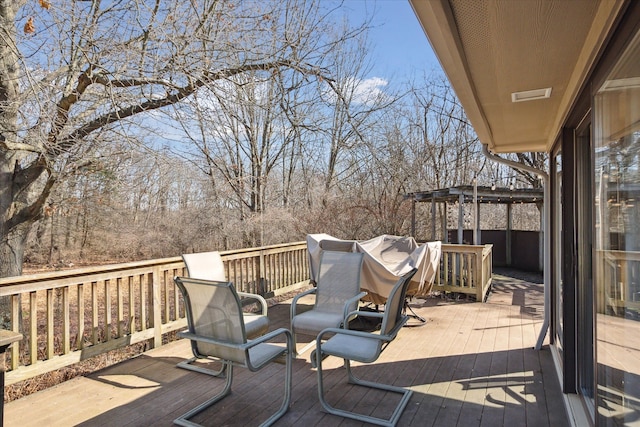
[593, 27, 640, 426]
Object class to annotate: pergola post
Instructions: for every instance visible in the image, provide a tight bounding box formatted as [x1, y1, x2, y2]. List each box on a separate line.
[473, 179, 479, 245]
[458, 193, 464, 244]
[539, 202, 544, 271]
[411, 197, 416, 239]
[476, 203, 482, 244]
[506, 203, 512, 266]
[431, 194, 436, 240]
[443, 202, 448, 243]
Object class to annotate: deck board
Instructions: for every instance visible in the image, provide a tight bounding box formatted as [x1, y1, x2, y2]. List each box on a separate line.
[5, 272, 569, 427]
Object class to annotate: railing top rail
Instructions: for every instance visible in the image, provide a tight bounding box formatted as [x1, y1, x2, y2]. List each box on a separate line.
[0, 241, 307, 290]
[441, 244, 492, 253]
[0, 257, 182, 287]
[221, 242, 307, 259]
[599, 249, 640, 261]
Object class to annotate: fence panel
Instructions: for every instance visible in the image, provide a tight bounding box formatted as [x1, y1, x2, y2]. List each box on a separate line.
[434, 244, 493, 301]
[0, 242, 309, 385]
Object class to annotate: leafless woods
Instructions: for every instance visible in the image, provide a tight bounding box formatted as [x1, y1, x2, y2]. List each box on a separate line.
[0, 1, 543, 274]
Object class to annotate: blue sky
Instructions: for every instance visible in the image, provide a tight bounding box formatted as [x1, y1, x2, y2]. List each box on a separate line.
[341, 0, 443, 81]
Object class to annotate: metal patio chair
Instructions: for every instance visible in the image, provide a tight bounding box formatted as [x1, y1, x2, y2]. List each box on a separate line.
[313, 268, 418, 427]
[290, 250, 366, 355]
[180, 252, 269, 375]
[173, 276, 292, 427]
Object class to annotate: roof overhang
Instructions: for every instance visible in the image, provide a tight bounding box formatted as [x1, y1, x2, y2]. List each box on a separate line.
[408, 185, 544, 205]
[409, 0, 626, 153]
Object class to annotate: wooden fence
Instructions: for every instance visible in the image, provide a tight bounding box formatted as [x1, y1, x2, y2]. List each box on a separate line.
[433, 244, 493, 301]
[0, 240, 492, 385]
[0, 242, 309, 385]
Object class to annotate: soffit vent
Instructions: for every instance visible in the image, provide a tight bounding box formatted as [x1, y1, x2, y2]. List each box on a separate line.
[511, 87, 552, 102]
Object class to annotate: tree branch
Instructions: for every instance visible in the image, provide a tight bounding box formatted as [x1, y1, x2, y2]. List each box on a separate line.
[53, 59, 328, 154]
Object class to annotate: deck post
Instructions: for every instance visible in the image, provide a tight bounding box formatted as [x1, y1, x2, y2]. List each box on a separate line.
[151, 268, 163, 348]
[506, 204, 512, 266]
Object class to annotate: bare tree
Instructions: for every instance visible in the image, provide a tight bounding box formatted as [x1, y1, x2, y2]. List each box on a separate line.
[171, 1, 374, 245]
[0, 0, 364, 279]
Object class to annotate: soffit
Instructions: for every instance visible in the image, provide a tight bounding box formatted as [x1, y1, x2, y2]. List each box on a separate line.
[410, 0, 625, 153]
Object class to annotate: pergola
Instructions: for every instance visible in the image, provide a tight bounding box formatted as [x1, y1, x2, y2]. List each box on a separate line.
[406, 185, 544, 263]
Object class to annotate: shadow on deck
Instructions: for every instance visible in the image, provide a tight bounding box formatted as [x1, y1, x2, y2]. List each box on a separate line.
[6, 271, 568, 427]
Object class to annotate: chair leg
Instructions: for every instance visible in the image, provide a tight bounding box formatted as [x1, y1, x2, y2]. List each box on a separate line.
[259, 347, 293, 427]
[177, 356, 226, 377]
[174, 362, 234, 427]
[316, 355, 413, 427]
[175, 350, 292, 427]
[309, 349, 329, 369]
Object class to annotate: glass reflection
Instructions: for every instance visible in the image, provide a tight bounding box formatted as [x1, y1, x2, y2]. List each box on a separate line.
[594, 29, 640, 426]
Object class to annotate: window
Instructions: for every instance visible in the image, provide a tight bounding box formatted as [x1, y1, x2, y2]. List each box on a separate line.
[594, 27, 640, 426]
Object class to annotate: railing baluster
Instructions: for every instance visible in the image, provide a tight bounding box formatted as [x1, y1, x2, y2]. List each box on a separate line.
[11, 295, 19, 369]
[140, 274, 147, 331]
[63, 286, 70, 354]
[91, 281, 98, 345]
[128, 276, 135, 334]
[105, 280, 111, 342]
[151, 269, 162, 348]
[46, 289, 54, 359]
[29, 291, 37, 365]
[163, 270, 170, 323]
[117, 278, 123, 338]
[173, 269, 182, 319]
[77, 284, 85, 350]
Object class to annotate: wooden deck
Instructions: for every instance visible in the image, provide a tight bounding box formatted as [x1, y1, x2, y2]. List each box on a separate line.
[5, 272, 569, 426]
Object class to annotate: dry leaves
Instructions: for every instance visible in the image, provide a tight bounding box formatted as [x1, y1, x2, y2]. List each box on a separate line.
[23, 0, 52, 35]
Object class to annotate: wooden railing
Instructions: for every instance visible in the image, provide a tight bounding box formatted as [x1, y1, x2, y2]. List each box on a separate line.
[597, 249, 640, 315]
[0, 242, 309, 385]
[0, 240, 492, 386]
[433, 244, 493, 301]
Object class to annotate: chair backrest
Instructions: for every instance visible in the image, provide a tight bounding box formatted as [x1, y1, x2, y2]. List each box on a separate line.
[315, 251, 364, 314]
[379, 268, 418, 337]
[174, 276, 247, 364]
[182, 251, 226, 281]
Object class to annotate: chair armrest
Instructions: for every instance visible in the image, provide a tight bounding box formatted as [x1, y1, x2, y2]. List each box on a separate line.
[247, 327, 292, 348]
[316, 326, 395, 346]
[237, 291, 268, 316]
[344, 309, 384, 326]
[178, 327, 292, 352]
[342, 311, 408, 340]
[246, 327, 293, 370]
[180, 328, 293, 372]
[342, 291, 368, 321]
[290, 287, 317, 319]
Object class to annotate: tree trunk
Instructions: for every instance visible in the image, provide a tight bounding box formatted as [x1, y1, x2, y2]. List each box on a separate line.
[0, 225, 27, 278]
[0, 221, 30, 329]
